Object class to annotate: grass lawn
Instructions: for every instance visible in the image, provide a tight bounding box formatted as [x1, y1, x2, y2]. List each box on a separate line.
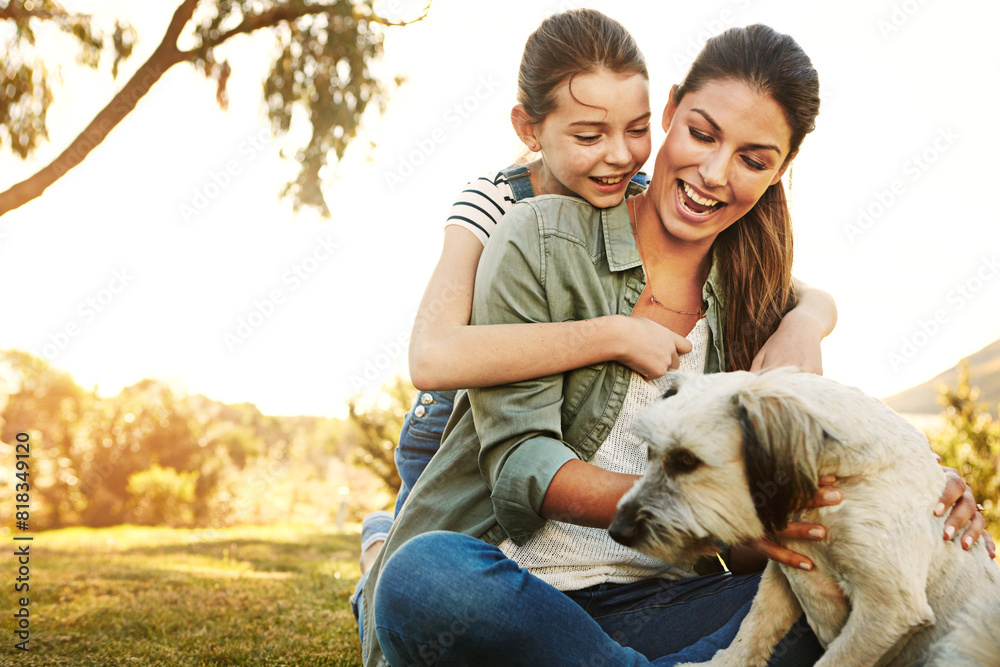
[1, 524, 364, 666]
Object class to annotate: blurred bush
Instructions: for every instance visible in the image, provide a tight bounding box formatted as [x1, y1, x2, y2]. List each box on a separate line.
[928, 361, 999, 536]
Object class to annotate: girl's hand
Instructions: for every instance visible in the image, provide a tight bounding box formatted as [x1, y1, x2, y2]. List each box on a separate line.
[615, 316, 692, 379]
[750, 308, 826, 375]
[937, 467, 996, 559]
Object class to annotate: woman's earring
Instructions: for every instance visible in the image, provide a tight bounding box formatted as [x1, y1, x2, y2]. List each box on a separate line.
[530, 143, 537, 151]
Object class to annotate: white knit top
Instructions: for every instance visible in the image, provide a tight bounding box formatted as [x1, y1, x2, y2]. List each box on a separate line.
[499, 318, 709, 591]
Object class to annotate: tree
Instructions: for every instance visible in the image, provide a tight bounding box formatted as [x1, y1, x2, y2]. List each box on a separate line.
[126, 463, 199, 527]
[346, 374, 416, 496]
[0, 0, 430, 218]
[0, 349, 90, 529]
[929, 361, 1000, 534]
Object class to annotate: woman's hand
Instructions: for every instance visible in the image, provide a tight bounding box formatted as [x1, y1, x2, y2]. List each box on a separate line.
[615, 316, 692, 379]
[726, 476, 840, 574]
[937, 466, 996, 559]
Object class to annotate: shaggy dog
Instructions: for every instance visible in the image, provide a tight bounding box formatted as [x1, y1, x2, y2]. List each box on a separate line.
[609, 369, 1000, 667]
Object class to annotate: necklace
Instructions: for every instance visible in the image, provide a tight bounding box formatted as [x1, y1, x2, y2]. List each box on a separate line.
[627, 197, 706, 318]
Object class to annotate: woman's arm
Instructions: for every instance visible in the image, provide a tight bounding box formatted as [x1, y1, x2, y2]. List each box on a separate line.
[540, 460, 639, 528]
[408, 226, 690, 390]
[749, 277, 838, 375]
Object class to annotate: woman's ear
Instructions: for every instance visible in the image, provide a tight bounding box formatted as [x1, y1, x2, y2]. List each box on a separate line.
[511, 104, 539, 152]
[770, 151, 797, 186]
[662, 84, 681, 132]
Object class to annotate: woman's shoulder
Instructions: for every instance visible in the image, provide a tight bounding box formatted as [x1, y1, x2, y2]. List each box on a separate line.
[520, 195, 607, 238]
[486, 194, 611, 262]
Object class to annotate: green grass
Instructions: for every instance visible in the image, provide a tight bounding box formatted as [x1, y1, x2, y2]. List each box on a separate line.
[1, 524, 364, 666]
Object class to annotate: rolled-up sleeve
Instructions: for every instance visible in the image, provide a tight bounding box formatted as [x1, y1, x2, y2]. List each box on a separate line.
[467, 201, 579, 545]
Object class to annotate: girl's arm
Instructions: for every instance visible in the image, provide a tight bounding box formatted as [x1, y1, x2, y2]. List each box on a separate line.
[749, 277, 838, 375]
[408, 226, 690, 390]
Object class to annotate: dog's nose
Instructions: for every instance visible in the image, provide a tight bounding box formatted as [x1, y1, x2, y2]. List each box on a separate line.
[609, 503, 643, 547]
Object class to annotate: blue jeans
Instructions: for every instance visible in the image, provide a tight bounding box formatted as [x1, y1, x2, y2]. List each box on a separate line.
[372, 532, 823, 666]
[352, 391, 459, 637]
[393, 390, 456, 515]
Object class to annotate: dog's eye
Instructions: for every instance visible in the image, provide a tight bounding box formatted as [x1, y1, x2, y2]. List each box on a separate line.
[661, 385, 680, 400]
[665, 448, 702, 475]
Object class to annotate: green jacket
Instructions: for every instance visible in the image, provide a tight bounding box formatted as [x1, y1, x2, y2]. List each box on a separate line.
[361, 194, 726, 667]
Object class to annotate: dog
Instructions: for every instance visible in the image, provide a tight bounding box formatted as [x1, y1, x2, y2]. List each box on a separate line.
[608, 369, 1000, 667]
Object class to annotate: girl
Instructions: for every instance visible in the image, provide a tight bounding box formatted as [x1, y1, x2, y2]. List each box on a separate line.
[362, 20, 992, 667]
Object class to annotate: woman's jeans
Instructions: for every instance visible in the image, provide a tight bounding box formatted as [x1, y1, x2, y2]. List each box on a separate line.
[393, 390, 456, 515]
[371, 532, 823, 666]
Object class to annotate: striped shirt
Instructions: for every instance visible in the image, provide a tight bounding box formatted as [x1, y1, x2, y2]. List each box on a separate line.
[444, 170, 521, 246]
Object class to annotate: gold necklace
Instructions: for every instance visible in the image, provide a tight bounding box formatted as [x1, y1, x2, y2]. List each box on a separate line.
[627, 197, 706, 318]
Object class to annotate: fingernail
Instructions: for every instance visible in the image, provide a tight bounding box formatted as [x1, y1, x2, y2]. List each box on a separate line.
[798, 561, 813, 571]
[944, 525, 955, 540]
[934, 502, 945, 516]
[823, 490, 841, 503]
[963, 535, 973, 549]
[808, 528, 825, 539]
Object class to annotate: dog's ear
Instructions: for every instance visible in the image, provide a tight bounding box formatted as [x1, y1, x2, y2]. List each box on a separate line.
[734, 380, 824, 535]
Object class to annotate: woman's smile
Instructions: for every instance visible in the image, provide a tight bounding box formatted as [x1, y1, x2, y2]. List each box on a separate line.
[676, 179, 726, 219]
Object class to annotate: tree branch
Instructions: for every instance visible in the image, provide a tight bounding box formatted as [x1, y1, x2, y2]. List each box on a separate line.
[0, 0, 431, 217]
[183, 1, 431, 59]
[365, 1, 431, 27]
[182, 3, 339, 58]
[0, 0, 199, 216]
[0, 3, 70, 22]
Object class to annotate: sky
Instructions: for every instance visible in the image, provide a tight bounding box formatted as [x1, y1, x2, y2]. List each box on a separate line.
[0, 0, 998, 418]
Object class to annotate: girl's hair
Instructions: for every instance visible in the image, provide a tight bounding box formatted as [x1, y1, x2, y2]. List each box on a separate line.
[675, 24, 821, 371]
[518, 9, 647, 122]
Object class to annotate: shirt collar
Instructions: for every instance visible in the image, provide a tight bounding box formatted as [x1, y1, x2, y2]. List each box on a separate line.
[602, 198, 642, 272]
[703, 255, 723, 308]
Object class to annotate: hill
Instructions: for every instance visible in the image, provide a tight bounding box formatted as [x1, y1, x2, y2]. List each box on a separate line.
[883, 338, 1000, 416]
